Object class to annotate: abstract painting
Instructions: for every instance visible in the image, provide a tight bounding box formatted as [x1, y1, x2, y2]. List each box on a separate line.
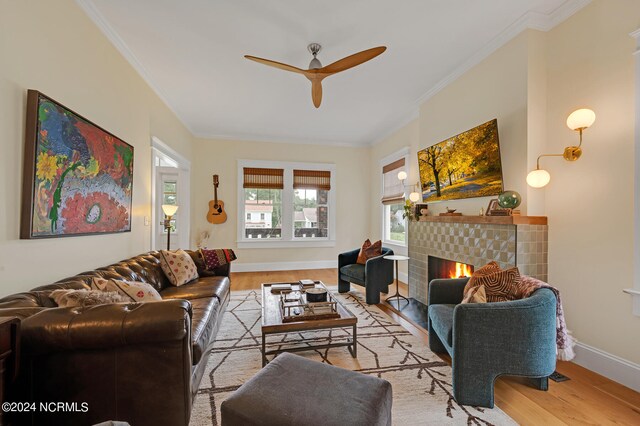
[417, 119, 504, 202]
[21, 90, 134, 239]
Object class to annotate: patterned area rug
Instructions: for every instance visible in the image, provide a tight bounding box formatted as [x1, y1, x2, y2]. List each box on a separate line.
[189, 289, 516, 425]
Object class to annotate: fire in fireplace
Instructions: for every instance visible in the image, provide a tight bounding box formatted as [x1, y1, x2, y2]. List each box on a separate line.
[428, 256, 474, 282]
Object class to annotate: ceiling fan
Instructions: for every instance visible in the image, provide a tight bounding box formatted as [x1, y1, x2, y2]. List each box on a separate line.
[244, 43, 386, 108]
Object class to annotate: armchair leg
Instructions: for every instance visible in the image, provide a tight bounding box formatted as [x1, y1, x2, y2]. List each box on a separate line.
[427, 326, 448, 354]
[338, 278, 351, 293]
[453, 371, 496, 408]
[365, 287, 381, 304]
[531, 376, 549, 391]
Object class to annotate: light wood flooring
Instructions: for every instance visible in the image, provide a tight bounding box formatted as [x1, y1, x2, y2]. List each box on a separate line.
[230, 269, 640, 425]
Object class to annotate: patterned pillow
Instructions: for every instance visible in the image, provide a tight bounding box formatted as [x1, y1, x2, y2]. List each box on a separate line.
[461, 285, 487, 304]
[356, 239, 382, 265]
[471, 267, 523, 302]
[159, 249, 199, 286]
[50, 289, 128, 308]
[462, 261, 501, 296]
[91, 277, 162, 302]
[200, 248, 237, 270]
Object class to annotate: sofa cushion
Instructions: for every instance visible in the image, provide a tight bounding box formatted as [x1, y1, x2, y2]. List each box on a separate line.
[160, 276, 230, 303]
[189, 297, 221, 364]
[428, 304, 455, 348]
[340, 264, 365, 284]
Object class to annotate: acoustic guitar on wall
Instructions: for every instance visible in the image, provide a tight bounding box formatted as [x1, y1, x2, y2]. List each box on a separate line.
[207, 175, 227, 224]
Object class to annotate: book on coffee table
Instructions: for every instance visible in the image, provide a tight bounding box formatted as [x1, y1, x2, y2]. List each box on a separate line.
[270, 283, 292, 293]
[299, 279, 316, 288]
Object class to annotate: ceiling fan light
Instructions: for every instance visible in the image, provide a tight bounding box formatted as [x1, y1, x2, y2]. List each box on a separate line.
[309, 57, 322, 69]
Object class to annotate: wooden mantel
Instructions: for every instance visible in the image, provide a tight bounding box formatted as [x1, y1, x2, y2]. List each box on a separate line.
[417, 215, 547, 225]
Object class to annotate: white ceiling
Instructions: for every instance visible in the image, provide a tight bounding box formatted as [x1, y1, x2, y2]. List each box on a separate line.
[79, 0, 588, 146]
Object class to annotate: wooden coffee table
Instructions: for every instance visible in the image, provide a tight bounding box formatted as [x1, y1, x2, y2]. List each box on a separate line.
[261, 281, 357, 366]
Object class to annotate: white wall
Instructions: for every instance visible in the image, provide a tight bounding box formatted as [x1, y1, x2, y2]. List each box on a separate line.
[0, 0, 193, 295]
[190, 138, 370, 269]
[543, 0, 640, 365]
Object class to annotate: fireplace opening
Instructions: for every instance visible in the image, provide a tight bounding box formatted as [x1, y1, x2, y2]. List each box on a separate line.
[428, 256, 474, 282]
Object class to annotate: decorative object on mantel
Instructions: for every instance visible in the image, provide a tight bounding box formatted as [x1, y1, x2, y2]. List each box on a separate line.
[418, 119, 504, 202]
[486, 198, 511, 216]
[527, 108, 596, 188]
[416, 203, 429, 220]
[497, 190, 522, 209]
[439, 207, 462, 217]
[402, 199, 417, 221]
[21, 90, 134, 239]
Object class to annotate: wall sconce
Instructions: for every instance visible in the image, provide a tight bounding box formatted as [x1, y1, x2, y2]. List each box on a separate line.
[397, 171, 421, 202]
[526, 108, 596, 188]
[161, 204, 179, 250]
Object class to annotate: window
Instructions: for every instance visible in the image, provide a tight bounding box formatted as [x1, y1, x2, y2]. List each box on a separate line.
[242, 167, 283, 239]
[238, 160, 335, 247]
[381, 152, 408, 247]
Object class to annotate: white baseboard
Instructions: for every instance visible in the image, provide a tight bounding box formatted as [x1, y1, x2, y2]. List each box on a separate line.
[231, 260, 338, 273]
[573, 342, 640, 392]
[399, 271, 408, 285]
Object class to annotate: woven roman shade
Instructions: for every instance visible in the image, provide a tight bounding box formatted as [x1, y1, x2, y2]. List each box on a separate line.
[381, 158, 405, 204]
[293, 170, 331, 190]
[243, 167, 284, 189]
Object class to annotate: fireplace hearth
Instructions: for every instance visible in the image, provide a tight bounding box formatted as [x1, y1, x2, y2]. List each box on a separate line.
[428, 256, 474, 282]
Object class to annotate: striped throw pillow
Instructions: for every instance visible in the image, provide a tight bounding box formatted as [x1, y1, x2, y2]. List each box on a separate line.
[462, 261, 501, 296]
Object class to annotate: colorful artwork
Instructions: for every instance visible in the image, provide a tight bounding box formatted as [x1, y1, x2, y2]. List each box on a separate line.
[21, 91, 133, 238]
[417, 119, 504, 202]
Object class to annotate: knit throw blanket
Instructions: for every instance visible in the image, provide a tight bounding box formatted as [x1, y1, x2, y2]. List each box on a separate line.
[520, 275, 576, 361]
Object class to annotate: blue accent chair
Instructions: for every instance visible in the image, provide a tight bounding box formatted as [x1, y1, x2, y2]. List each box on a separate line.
[427, 277, 557, 408]
[338, 247, 394, 304]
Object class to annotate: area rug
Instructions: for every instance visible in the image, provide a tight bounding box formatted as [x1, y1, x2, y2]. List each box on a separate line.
[189, 289, 516, 426]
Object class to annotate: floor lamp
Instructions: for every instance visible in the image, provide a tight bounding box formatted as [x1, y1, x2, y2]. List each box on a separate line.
[162, 204, 179, 250]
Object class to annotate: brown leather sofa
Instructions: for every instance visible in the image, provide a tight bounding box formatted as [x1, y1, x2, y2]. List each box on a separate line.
[0, 250, 229, 426]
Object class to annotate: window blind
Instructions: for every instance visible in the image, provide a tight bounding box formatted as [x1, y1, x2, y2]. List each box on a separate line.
[243, 167, 284, 189]
[293, 170, 331, 190]
[381, 158, 405, 204]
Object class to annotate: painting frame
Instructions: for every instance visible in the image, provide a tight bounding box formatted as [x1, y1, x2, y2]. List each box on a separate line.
[20, 90, 134, 239]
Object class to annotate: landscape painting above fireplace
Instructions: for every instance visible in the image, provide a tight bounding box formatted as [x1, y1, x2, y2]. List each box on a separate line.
[418, 119, 504, 202]
[21, 90, 134, 239]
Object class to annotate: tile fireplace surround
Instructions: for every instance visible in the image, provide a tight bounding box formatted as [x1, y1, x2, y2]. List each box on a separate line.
[408, 216, 548, 305]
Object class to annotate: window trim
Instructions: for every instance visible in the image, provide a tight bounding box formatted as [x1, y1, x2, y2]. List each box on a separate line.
[380, 147, 410, 251]
[237, 159, 336, 248]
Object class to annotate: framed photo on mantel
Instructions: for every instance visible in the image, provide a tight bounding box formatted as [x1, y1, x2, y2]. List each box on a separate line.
[20, 90, 134, 239]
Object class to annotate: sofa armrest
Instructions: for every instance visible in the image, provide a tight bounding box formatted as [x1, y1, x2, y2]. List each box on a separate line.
[338, 248, 361, 269]
[365, 253, 394, 287]
[427, 278, 469, 306]
[21, 299, 192, 355]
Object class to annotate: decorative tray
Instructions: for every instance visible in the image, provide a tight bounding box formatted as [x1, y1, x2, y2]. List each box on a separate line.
[279, 287, 340, 323]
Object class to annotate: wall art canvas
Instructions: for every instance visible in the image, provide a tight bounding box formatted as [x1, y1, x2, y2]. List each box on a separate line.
[417, 119, 504, 202]
[21, 90, 134, 239]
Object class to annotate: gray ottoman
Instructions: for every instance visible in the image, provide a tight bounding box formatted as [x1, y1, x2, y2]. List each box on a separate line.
[221, 353, 392, 426]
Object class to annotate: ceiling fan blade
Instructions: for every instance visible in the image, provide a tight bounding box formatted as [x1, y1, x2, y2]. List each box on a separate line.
[320, 46, 386, 74]
[311, 79, 323, 108]
[244, 55, 306, 74]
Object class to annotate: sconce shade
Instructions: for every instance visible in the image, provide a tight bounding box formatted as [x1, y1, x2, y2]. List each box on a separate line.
[526, 169, 551, 188]
[162, 204, 179, 217]
[397, 171, 407, 181]
[409, 192, 420, 202]
[566, 108, 596, 130]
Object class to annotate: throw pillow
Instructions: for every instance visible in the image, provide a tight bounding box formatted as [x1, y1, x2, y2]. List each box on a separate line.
[200, 248, 237, 270]
[356, 239, 382, 265]
[91, 277, 162, 302]
[462, 261, 502, 296]
[159, 249, 199, 286]
[471, 267, 523, 302]
[50, 289, 128, 308]
[461, 285, 487, 304]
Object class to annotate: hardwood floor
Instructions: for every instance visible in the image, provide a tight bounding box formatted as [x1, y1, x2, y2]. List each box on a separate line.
[229, 269, 640, 425]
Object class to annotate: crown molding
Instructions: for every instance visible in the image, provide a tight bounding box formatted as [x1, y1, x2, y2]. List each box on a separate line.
[193, 131, 366, 148]
[75, 0, 197, 136]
